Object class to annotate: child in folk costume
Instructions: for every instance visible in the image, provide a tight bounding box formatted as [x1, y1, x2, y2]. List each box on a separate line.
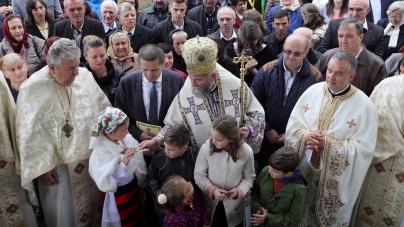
[156, 175, 210, 227]
[194, 114, 256, 227]
[89, 107, 147, 227]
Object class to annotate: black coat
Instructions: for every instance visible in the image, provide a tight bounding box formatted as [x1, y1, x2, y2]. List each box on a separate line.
[114, 69, 185, 141]
[25, 20, 56, 41]
[153, 16, 203, 43]
[85, 58, 124, 106]
[187, 5, 220, 36]
[219, 56, 240, 78]
[377, 18, 404, 61]
[319, 18, 384, 58]
[366, 0, 395, 24]
[53, 17, 106, 63]
[264, 33, 289, 57]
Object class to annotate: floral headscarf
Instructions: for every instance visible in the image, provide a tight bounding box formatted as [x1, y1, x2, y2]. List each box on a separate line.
[107, 30, 136, 62]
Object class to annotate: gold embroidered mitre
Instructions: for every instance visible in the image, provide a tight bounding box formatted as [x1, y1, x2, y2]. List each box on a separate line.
[181, 36, 218, 75]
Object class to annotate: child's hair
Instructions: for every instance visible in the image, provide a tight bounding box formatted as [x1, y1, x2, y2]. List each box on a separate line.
[269, 146, 300, 173]
[210, 115, 242, 162]
[164, 125, 190, 148]
[156, 175, 185, 213]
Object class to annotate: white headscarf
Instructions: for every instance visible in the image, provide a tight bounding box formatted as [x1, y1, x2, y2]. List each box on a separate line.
[281, 0, 300, 11]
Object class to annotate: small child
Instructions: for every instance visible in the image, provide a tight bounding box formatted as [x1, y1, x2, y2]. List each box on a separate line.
[156, 175, 209, 227]
[89, 107, 147, 227]
[250, 146, 307, 227]
[194, 114, 256, 227]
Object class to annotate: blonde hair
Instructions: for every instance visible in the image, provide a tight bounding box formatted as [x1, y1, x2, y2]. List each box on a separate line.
[83, 35, 106, 57]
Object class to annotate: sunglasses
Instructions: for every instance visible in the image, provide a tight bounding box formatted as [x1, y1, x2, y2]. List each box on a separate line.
[283, 49, 306, 57]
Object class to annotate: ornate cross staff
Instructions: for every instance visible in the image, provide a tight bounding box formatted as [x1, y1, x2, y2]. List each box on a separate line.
[233, 51, 253, 127]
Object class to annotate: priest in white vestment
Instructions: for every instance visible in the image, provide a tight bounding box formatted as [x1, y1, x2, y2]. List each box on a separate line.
[0, 74, 37, 227]
[16, 38, 111, 227]
[355, 75, 404, 227]
[285, 52, 378, 227]
[139, 36, 265, 152]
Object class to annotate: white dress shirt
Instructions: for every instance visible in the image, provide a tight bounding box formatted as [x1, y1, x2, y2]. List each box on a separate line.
[283, 60, 302, 100]
[369, 0, 381, 24]
[142, 73, 163, 121]
[103, 21, 117, 33]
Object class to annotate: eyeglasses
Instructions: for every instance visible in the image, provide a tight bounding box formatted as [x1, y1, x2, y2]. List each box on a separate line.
[389, 15, 402, 20]
[283, 49, 306, 57]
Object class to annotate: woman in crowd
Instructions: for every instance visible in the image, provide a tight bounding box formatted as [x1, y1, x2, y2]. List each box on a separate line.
[156, 43, 187, 79]
[319, 0, 349, 23]
[208, 35, 240, 78]
[0, 14, 45, 75]
[83, 35, 125, 106]
[385, 45, 404, 77]
[1, 53, 28, 102]
[301, 3, 328, 51]
[266, 0, 304, 33]
[230, 0, 247, 29]
[243, 9, 271, 36]
[226, 21, 276, 86]
[166, 29, 188, 74]
[107, 30, 140, 75]
[24, 0, 56, 41]
[376, 1, 404, 60]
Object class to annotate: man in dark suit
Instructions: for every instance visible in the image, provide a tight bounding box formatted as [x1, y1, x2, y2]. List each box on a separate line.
[319, 0, 384, 58]
[100, 0, 120, 35]
[116, 2, 157, 53]
[53, 0, 105, 64]
[187, 0, 220, 36]
[366, 0, 396, 24]
[210, 6, 237, 47]
[263, 9, 290, 57]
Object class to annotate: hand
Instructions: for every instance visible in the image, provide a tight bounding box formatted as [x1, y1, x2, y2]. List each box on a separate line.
[7, 6, 12, 12]
[139, 132, 155, 142]
[122, 148, 135, 165]
[251, 207, 267, 226]
[38, 170, 60, 186]
[138, 140, 156, 154]
[245, 58, 258, 70]
[240, 127, 249, 140]
[225, 189, 238, 199]
[306, 133, 325, 152]
[277, 133, 285, 144]
[0, 6, 8, 14]
[213, 188, 227, 201]
[265, 129, 280, 144]
[139, 188, 146, 204]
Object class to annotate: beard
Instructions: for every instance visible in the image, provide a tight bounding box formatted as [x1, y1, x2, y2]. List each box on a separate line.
[192, 77, 213, 100]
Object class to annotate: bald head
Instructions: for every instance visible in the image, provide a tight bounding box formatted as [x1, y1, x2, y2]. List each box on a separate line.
[293, 27, 313, 47]
[285, 33, 309, 50]
[348, 0, 370, 23]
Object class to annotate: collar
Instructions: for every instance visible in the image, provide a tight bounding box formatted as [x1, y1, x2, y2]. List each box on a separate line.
[236, 12, 243, 20]
[355, 44, 364, 58]
[328, 84, 351, 97]
[220, 29, 237, 40]
[154, 4, 168, 12]
[363, 19, 368, 31]
[103, 21, 117, 31]
[36, 21, 48, 29]
[204, 6, 216, 16]
[142, 72, 163, 83]
[123, 26, 136, 35]
[282, 58, 303, 75]
[173, 21, 184, 30]
[70, 20, 84, 31]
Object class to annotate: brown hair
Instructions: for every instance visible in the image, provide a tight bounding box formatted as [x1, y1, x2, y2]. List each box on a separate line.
[156, 176, 186, 213]
[301, 3, 326, 30]
[83, 35, 106, 56]
[210, 115, 242, 162]
[170, 0, 186, 5]
[268, 146, 300, 173]
[243, 9, 267, 33]
[237, 21, 264, 56]
[325, 0, 349, 17]
[207, 35, 226, 63]
[25, 0, 54, 26]
[164, 125, 190, 148]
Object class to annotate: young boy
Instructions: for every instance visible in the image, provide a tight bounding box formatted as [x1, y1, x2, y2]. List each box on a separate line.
[250, 146, 307, 227]
[146, 124, 198, 197]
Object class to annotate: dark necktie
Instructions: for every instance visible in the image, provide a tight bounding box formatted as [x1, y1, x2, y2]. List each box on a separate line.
[127, 32, 133, 40]
[148, 81, 158, 125]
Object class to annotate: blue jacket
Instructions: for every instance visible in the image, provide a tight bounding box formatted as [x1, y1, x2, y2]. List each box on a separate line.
[266, 6, 304, 34]
[251, 56, 322, 135]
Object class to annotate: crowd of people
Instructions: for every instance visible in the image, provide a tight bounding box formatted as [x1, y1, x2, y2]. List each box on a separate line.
[0, 0, 404, 226]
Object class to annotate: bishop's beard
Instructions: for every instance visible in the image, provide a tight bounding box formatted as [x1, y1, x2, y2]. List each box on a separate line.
[191, 77, 213, 100]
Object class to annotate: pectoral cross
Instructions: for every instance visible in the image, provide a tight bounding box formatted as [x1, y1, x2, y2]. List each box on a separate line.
[233, 52, 252, 127]
[62, 120, 74, 137]
[303, 104, 310, 112]
[347, 119, 356, 128]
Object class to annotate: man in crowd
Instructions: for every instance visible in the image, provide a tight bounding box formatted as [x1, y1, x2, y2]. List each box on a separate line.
[100, 0, 120, 35]
[316, 18, 386, 96]
[355, 73, 404, 227]
[138, 0, 170, 29]
[139, 36, 265, 154]
[17, 38, 110, 227]
[366, 0, 395, 24]
[187, 0, 220, 36]
[117, 2, 157, 53]
[210, 6, 238, 47]
[319, 0, 384, 57]
[153, 0, 203, 43]
[293, 27, 322, 66]
[264, 9, 290, 57]
[54, 0, 105, 64]
[285, 51, 378, 226]
[251, 34, 322, 172]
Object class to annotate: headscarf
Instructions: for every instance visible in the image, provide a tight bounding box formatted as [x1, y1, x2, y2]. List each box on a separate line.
[89, 107, 127, 149]
[3, 15, 30, 53]
[107, 30, 136, 62]
[281, 0, 300, 11]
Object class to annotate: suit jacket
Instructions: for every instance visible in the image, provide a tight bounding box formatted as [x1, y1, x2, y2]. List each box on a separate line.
[114, 69, 185, 141]
[25, 21, 56, 41]
[53, 17, 106, 63]
[315, 46, 387, 96]
[366, 0, 395, 24]
[319, 19, 384, 58]
[128, 24, 158, 53]
[376, 18, 404, 61]
[187, 5, 220, 36]
[12, 0, 62, 20]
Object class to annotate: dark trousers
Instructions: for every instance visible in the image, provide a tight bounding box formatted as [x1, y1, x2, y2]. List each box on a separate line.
[255, 140, 283, 174]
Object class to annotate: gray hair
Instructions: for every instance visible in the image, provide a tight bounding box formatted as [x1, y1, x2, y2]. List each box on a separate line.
[110, 31, 128, 44]
[47, 38, 81, 68]
[64, 0, 84, 9]
[387, 1, 404, 17]
[138, 44, 165, 65]
[101, 0, 118, 13]
[0, 53, 26, 72]
[172, 30, 188, 41]
[117, 2, 135, 15]
[338, 18, 363, 36]
[217, 6, 236, 21]
[330, 52, 358, 74]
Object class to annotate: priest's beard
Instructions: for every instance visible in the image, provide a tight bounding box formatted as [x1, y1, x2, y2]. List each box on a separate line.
[192, 75, 213, 100]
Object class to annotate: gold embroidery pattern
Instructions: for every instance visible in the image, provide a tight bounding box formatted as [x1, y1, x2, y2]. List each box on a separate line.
[374, 163, 385, 173]
[383, 217, 394, 226]
[326, 179, 338, 189]
[347, 119, 356, 128]
[394, 172, 404, 183]
[329, 153, 348, 176]
[364, 207, 374, 216]
[324, 193, 344, 215]
[303, 104, 310, 112]
[177, 95, 198, 148]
